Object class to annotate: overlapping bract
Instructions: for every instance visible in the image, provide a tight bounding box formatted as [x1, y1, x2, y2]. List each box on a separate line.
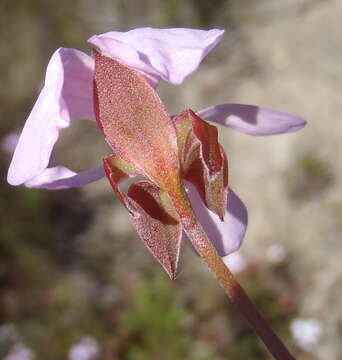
[103, 154, 183, 279]
[94, 51, 231, 278]
[7, 27, 306, 273]
[174, 110, 228, 220]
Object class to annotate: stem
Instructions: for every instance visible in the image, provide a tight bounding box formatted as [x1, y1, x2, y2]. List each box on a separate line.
[185, 219, 295, 360]
[172, 191, 295, 360]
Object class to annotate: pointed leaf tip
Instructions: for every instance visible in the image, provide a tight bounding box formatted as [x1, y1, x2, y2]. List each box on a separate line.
[128, 181, 183, 279]
[104, 154, 182, 279]
[174, 110, 228, 220]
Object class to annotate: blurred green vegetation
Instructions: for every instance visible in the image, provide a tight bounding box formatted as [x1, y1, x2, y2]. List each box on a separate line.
[122, 272, 192, 360]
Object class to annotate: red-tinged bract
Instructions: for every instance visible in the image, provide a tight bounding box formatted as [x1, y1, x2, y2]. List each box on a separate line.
[93, 50, 180, 192]
[94, 50, 229, 279]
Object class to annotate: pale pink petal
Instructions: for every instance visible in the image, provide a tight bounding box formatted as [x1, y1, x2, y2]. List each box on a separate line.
[222, 252, 248, 274]
[25, 166, 105, 190]
[185, 182, 248, 256]
[88, 27, 224, 87]
[198, 104, 306, 135]
[59, 49, 95, 121]
[7, 48, 95, 187]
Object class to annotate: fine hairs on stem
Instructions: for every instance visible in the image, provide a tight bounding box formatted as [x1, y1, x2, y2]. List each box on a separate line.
[177, 194, 295, 360]
[189, 223, 295, 360]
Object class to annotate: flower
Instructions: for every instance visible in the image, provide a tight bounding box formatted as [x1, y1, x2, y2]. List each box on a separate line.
[266, 244, 287, 263]
[68, 337, 99, 360]
[290, 318, 322, 351]
[7, 27, 305, 279]
[4, 344, 34, 360]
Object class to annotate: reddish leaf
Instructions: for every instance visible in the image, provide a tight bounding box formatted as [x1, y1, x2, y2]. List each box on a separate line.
[103, 154, 140, 217]
[174, 110, 228, 220]
[104, 154, 182, 279]
[128, 181, 182, 279]
[93, 50, 180, 192]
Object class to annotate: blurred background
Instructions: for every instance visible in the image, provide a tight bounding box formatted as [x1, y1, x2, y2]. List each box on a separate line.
[1, 0, 341, 359]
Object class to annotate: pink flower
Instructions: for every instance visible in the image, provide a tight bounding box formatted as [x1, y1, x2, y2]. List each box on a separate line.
[4, 344, 34, 360]
[290, 318, 322, 351]
[7, 28, 305, 277]
[68, 337, 99, 360]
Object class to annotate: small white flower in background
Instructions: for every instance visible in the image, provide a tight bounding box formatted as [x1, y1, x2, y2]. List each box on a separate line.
[1, 132, 20, 154]
[290, 318, 322, 351]
[68, 336, 99, 360]
[223, 252, 247, 274]
[4, 344, 34, 360]
[266, 244, 287, 263]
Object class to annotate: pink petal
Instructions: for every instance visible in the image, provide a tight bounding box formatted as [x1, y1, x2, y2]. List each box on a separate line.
[24, 166, 105, 190]
[7, 48, 95, 187]
[185, 182, 248, 256]
[222, 252, 248, 274]
[88, 27, 224, 87]
[197, 104, 306, 136]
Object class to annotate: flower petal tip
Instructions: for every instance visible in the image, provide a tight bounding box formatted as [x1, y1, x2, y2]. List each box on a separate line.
[198, 104, 307, 136]
[7, 170, 21, 186]
[287, 116, 307, 133]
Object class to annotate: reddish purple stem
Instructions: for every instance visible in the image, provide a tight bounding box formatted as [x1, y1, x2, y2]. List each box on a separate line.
[174, 191, 296, 360]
